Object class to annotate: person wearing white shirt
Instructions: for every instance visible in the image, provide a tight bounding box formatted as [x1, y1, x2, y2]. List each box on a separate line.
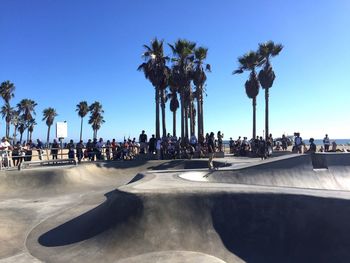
[0, 137, 12, 167]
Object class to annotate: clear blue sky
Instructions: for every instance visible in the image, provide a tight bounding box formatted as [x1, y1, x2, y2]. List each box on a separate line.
[1, 0, 349, 141]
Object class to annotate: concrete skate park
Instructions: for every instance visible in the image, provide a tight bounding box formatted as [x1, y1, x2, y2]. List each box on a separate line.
[1, 152, 350, 263]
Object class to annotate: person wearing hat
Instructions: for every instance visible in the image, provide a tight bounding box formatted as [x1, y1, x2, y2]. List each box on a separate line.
[308, 138, 316, 153]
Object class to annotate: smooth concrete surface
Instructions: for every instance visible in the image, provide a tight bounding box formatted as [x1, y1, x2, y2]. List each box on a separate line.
[1, 154, 350, 262]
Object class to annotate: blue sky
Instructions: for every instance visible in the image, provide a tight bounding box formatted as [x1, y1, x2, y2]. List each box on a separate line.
[1, 0, 349, 141]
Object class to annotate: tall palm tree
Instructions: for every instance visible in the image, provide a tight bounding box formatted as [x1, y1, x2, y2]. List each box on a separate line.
[89, 101, 105, 139]
[0, 81, 15, 136]
[1, 103, 13, 138]
[0, 80, 15, 104]
[76, 101, 89, 141]
[42, 107, 58, 145]
[258, 41, 283, 140]
[169, 39, 196, 140]
[138, 38, 169, 139]
[193, 46, 211, 139]
[28, 118, 37, 141]
[17, 98, 37, 124]
[234, 51, 261, 139]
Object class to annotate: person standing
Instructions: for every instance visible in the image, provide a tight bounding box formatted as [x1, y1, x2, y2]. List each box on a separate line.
[281, 134, 288, 151]
[323, 134, 330, 152]
[294, 133, 303, 154]
[139, 130, 148, 154]
[36, 139, 44, 160]
[67, 139, 75, 159]
[208, 132, 215, 170]
[148, 135, 156, 155]
[0, 137, 12, 167]
[217, 131, 224, 152]
[51, 139, 59, 160]
[76, 140, 84, 163]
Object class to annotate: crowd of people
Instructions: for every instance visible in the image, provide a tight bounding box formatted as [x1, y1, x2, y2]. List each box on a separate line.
[0, 130, 347, 168]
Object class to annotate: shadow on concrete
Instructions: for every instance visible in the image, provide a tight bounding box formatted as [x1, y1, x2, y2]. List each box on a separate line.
[94, 159, 149, 170]
[38, 190, 143, 247]
[127, 173, 144, 184]
[211, 193, 350, 263]
[147, 160, 229, 170]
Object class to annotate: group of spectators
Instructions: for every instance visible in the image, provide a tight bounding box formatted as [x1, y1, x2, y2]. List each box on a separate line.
[228, 134, 274, 159]
[1, 131, 348, 168]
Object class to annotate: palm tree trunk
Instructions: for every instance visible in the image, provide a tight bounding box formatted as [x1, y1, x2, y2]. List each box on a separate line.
[20, 132, 23, 143]
[6, 121, 10, 139]
[185, 106, 189, 139]
[29, 131, 32, 141]
[155, 87, 160, 139]
[47, 125, 51, 145]
[173, 110, 176, 137]
[13, 125, 17, 144]
[189, 101, 194, 136]
[197, 88, 202, 139]
[200, 95, 204, 137]
[80, 117, 83, 141]
[252, 97, 257, 140]
[265, 88, 269, 141]
[180, 91, 184, 140]
[160, 89, 166, 138]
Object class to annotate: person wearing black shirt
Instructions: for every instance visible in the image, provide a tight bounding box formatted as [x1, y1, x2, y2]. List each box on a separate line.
[139, 130, 148, 154]
[208, 132, 215, 170]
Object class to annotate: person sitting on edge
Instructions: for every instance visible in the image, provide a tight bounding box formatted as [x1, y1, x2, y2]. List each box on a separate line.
[332, 141, 337, 152]
[307, 138, 316, 153]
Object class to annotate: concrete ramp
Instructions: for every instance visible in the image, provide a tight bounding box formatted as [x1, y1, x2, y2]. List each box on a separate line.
[206, 153, 350, 190]
[2, 155, 350, 262]
[26, 189, 350, 263]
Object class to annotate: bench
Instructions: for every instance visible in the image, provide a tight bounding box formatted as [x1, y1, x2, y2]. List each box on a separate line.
[18, 158, 77, 170]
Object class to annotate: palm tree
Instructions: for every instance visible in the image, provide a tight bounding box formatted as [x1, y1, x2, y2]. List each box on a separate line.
[0, 80, 15, 103]
[258, 41, 283, 140]
[0, 81, 15, 137]
[138, 38, 169, 139]
[28, 118, 37, 141]
[42, 107, 58, 145]
[193, 46, 211, 140]
[234, 51, 261, 139]
[1, 103, 13, 138]
[17, 98, 37, 124]
[76, 101, 89, 141]
[169, 39, 196, 140]
[89, 101, 105, 139]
